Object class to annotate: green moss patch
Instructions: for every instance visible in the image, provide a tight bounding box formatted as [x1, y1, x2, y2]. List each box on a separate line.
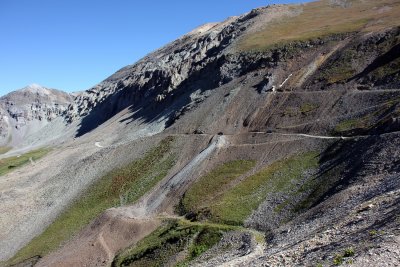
[300, 103, 319, 115]
[0, 148, 50, 176]
[335, 117, 370, 133]
[183, 153, 319, 226]
[7, 137, 176, 266]
[181, 160, 256, 216]
[0, 146, 11, 155]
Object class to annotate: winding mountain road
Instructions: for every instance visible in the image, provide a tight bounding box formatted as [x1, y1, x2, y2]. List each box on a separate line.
[274, 133, 350, 140]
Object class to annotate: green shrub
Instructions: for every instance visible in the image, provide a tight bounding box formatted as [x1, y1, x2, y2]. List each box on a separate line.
[333, 247, 355, 266]
[344, 247, 355, 257]
[333, 254, 344, 265]
[113, 219, 230, 267]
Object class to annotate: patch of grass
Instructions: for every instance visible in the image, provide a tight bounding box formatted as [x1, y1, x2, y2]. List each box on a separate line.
[318, 28, 400, 85]
[318, 48, 357, 84]
[0, 146, 11, 155]
[207, 152, 319, 225]
[333, 247, 355, 265]
[113, 220, 188, 267]
[181, 160, 256, 215]
[344, 247, 355, 257]
[283, 107, 298, 117]
[7, 137, 176, 266]
[0, 148, 50, 176]
[335, 117, 368, 133]
[188, 227, 222, 260]
[112, 219, 233, 267]
[368, 30, 400, 82]
[322, 63, 356, 84]
[370, 56, 400, 80]
[239, 0, 400, 51]
[333, 254, 344, 265]
[334, 97, 400, 134]
[293, 165, 343, 213]
[300, 103, 319, 114]
[250, 229, 266, 245]
[369, 229, 378, 236]
[282, 103, 319, 117]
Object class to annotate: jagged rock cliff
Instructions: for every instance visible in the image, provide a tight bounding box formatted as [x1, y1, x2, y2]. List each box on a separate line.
[64, 6, 296, 128]
[64, 2, 400, 137]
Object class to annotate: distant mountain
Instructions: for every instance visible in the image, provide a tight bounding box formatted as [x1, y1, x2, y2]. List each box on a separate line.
[0, 84, 73, 147]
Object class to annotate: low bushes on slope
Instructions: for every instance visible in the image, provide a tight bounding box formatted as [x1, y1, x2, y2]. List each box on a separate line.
[316, 28, 400, 86]
[7, 137, 176, 266]
[334, 97, 400, 135]
[181, 153, 319, 226]
[112, 219, 235, 267]
[0, 148, 50, 176]
[180, 160, 256, 218]
[210, 152, 319, 225]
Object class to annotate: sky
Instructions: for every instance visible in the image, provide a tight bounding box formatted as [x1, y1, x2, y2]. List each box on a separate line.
[0, 0, 309, 95]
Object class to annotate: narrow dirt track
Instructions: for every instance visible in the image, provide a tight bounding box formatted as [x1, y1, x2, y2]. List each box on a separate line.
[275, 133, 350, 139]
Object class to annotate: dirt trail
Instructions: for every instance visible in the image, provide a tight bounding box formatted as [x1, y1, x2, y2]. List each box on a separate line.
[275, 132, 350, 139]
[246, 131, 353, 140]
[37, 211, 160, 267]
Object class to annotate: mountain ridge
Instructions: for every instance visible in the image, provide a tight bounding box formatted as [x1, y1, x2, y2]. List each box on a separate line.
[1, 0, 400, 266]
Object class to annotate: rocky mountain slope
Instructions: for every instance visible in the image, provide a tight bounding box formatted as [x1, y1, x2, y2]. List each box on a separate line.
[0, 84, 73, 150]
[1, 0, 400, 266]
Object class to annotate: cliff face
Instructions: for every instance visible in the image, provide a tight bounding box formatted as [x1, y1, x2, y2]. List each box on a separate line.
[63, 1, 400, 137]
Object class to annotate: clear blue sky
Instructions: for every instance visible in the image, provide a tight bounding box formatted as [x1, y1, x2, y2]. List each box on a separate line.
[0, 0, 309, 95]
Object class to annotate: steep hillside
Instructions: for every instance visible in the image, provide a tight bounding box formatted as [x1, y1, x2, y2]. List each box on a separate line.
[1, 0, 400, 266]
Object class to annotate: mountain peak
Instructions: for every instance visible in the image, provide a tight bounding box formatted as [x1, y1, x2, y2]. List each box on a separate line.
[20, 83, 51, 96]
[27, 83, 43, 89]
